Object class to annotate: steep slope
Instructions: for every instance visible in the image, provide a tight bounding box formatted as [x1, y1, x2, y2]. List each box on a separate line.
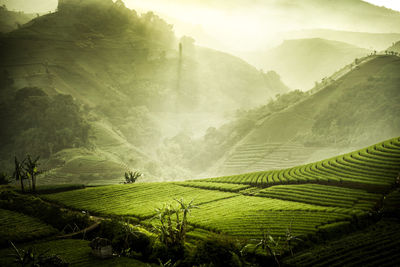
[210, 55, 400, 176]
[0, 6, 35, 33]
[388, 41, 400, 53]
[0, 0, 288, 183]
[253, 38, 371, 90]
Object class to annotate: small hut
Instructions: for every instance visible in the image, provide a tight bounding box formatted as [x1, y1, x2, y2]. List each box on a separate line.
[89, 237, 112, 259]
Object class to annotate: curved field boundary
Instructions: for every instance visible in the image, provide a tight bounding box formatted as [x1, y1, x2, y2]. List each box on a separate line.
[202, 137, 400, 192]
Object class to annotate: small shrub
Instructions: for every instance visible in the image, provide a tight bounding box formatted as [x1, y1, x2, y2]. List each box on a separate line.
[191, 234, 244, 267]
[98, 219, 153, 259]
[124, 171, 142, 184]
[0, 173, 10, 185]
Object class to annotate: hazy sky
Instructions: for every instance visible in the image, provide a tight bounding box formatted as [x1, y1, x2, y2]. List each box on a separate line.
[363, 0, 400, 11]
[1, 0, 399, 52]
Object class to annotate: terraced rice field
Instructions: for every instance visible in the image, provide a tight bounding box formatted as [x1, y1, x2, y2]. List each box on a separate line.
[43, 183, 237, 219]
[188, 195, 360, 239]
[254, 184, 381, 210]
[175, 181, 251, 192]
[205, 137, 400, 191]
[41, 137, 400, 246]
[0, 208, 58, 245]
[0, 239, 148, 267]
[220, 143, 320, 174]
[284, 219, 400, 267]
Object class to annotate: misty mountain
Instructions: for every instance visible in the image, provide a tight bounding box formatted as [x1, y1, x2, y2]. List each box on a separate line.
[388, 41, 400, 53]
[280, 29, 400, 51]
[0, 5, 35, 33]
[170, 0, 400, 33]
[249, 38, 371, 90]
[0, 0, 288, 184]
[206, 55, 400, 176]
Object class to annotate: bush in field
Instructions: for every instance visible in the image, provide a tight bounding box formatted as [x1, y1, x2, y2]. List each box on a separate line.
[191, 234, 245, 267]
[0, 172, 10, 185]
[97, 219, 152, 258]
[152, 199, 197, 261]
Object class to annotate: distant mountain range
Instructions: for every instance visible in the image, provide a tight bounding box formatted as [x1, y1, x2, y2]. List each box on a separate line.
[246, 38, 371, 90]
[0, 0, 288, 183]
[207, 55, 400, 176]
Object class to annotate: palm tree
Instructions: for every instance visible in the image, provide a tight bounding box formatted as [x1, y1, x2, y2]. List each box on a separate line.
[24, 155, 42, 193]
[13, 156, 26, 193]
[175, 198, 198, 241]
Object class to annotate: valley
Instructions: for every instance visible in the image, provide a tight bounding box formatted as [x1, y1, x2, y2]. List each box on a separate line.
[0, 0, 399, 266]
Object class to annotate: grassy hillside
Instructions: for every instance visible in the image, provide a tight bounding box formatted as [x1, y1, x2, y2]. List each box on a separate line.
[210, 55, 400, 176]
[0, 0, 288, 183]
[388, 40, 400, 53]
[252, 38, 370, 90]
[0, 6, 35, 33]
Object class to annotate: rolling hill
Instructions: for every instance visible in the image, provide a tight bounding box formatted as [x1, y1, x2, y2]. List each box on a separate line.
[0, 0, 288, 183]
[280, 29, 400, 51]
[207, 55, 400, 176]
[0, 5, 35, 33]
[249, 38, 371, 90]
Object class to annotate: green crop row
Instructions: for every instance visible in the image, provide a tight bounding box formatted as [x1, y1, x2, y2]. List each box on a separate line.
[203, 137, 400, 191]
[188, 195, 359, 239]
[43, 183, 237, 219]
[0, 208, 58, 246]
[284, 219, 400, 267]
[255, 184, 380, 210]
[175, 181, 251, 192]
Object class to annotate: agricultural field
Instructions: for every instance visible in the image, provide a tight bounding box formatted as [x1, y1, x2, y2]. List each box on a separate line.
[0, 208, 58, 246]
[1, 137, 398, 266]
[219, 142, 322, 174]
[175, 181, 251, 192]
[204, 137, 400, 191]
[254, 184, 381, 210]
[187, 195, 359, 239]
[0, 239, 150, 267]
[43, 183, 238, 219]
[41, 137, 400, 243]
[284, 219, 400, 267]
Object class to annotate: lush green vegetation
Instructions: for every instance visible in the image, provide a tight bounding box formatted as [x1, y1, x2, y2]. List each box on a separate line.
[0, 87, 90, 159]
[284, 219, 400, 267]
[43, 183, 237, 218]
[0, 5, 35, 33]
[254, 184, 380, 210]
[188, 195, 359, 239]
[0, 239, 150, 267]
[176, 181, 251, 192]
[0, 208, 58, 246]
[212, 55, 400, 177]
[204, 137, 400, 191]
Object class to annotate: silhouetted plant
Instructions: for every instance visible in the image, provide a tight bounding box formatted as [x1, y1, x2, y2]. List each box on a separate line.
[124, 171, 142, 184]
[24, 155, 42, 193]
[9, 241, 68, 266]
[13, 156, 27, 192]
